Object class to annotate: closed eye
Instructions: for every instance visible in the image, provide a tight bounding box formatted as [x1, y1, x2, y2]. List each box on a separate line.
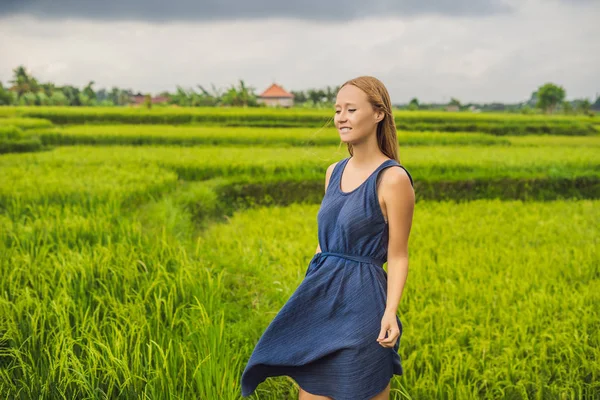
[335, 109, 356, 114]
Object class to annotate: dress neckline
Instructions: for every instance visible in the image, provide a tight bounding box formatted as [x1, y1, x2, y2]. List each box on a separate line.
[337, 157, 394, 196]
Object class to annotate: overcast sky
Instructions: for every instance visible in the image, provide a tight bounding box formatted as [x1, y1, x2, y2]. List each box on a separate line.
[1, 0, 598, 103]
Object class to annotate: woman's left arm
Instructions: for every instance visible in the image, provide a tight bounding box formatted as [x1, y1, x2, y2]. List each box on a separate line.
[376, 168, 415, 347]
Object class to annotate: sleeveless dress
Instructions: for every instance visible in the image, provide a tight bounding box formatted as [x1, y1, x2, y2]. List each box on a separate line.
[241, 156, 414, 400]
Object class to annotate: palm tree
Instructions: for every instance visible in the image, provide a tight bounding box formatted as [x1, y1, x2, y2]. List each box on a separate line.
[109, 87, 120, 105]
[577, 99, 591, 115]
[237, 79, 256, 107]
[83, 81, 96, 101]
[10, 65, 39, 97]
[171, 86, 191, 106]
[307, 89, 323, 106]
[324, 86, 337, 104]
[40, 82, 56, 96]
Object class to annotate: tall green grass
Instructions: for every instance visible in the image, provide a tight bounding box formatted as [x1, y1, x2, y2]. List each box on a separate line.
[0, 203, 242, 399]
[0, 131, 598, 399]
[200, 200, 599, 399]
[1, 145, 598, 216]
[29, 125, 511, 147]
[5, 106, 597, 135]
[0, 119, 48, 154]
[0, 162, 178, 217]
[1, 145, 597, 184]
[3, 198, 596, 398]
[0, 117, 53, 130]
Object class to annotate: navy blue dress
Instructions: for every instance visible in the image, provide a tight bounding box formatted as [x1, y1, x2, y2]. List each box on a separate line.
[241, 156, 414, 399]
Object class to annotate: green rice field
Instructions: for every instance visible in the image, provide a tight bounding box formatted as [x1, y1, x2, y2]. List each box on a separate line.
[0, 107, 598, 399]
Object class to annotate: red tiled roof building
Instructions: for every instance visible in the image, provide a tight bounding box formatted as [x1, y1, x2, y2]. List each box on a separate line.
[258, 83, 294, 108]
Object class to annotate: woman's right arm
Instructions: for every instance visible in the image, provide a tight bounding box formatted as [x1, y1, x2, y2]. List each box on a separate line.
[315, 161, 338, 254]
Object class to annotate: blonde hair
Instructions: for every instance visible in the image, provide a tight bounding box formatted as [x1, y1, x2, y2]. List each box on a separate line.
[339, 76, 400, 163]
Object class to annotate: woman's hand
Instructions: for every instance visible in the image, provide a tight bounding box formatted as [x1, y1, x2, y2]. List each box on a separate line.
[376, 310, 400, 348]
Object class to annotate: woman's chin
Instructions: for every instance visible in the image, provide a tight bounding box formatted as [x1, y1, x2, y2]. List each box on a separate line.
[341, 135, 360, 144]
[339, 133, 354, 143]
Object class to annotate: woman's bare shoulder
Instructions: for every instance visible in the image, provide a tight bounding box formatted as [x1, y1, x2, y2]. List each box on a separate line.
[379, 166, 415, 202]
[324, 161, 339, 192]
[326, 161, 338, 177]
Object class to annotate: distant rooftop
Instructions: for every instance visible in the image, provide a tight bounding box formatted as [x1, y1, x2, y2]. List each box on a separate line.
[259, 83, 293, 98]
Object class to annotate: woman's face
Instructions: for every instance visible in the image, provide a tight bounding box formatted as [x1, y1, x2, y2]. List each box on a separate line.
[334, 84, 382, 144]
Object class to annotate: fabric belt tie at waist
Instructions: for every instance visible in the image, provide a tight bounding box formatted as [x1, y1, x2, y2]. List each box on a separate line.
[312, 251, 385, 268]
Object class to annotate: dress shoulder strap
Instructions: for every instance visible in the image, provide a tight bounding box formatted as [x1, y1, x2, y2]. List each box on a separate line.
[326, 157, 350, 193]
[373, 160, 414, 188]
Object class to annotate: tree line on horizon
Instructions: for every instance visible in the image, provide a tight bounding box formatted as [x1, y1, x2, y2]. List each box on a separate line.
[1, 65, 598, 115]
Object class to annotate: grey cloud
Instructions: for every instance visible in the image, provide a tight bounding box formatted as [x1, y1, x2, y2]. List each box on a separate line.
[0, 0, 513, 22]
[2, 0, 597, 103]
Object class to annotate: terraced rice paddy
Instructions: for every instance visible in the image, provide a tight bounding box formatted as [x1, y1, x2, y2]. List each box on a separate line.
[0, 107, 598, 399]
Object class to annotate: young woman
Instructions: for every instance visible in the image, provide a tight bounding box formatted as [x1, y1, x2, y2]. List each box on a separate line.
[241, 76, 415, 400]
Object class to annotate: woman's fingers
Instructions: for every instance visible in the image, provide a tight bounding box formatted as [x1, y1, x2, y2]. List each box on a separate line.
[377, 330, 386, 342]
[378, 330, 399, 347]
